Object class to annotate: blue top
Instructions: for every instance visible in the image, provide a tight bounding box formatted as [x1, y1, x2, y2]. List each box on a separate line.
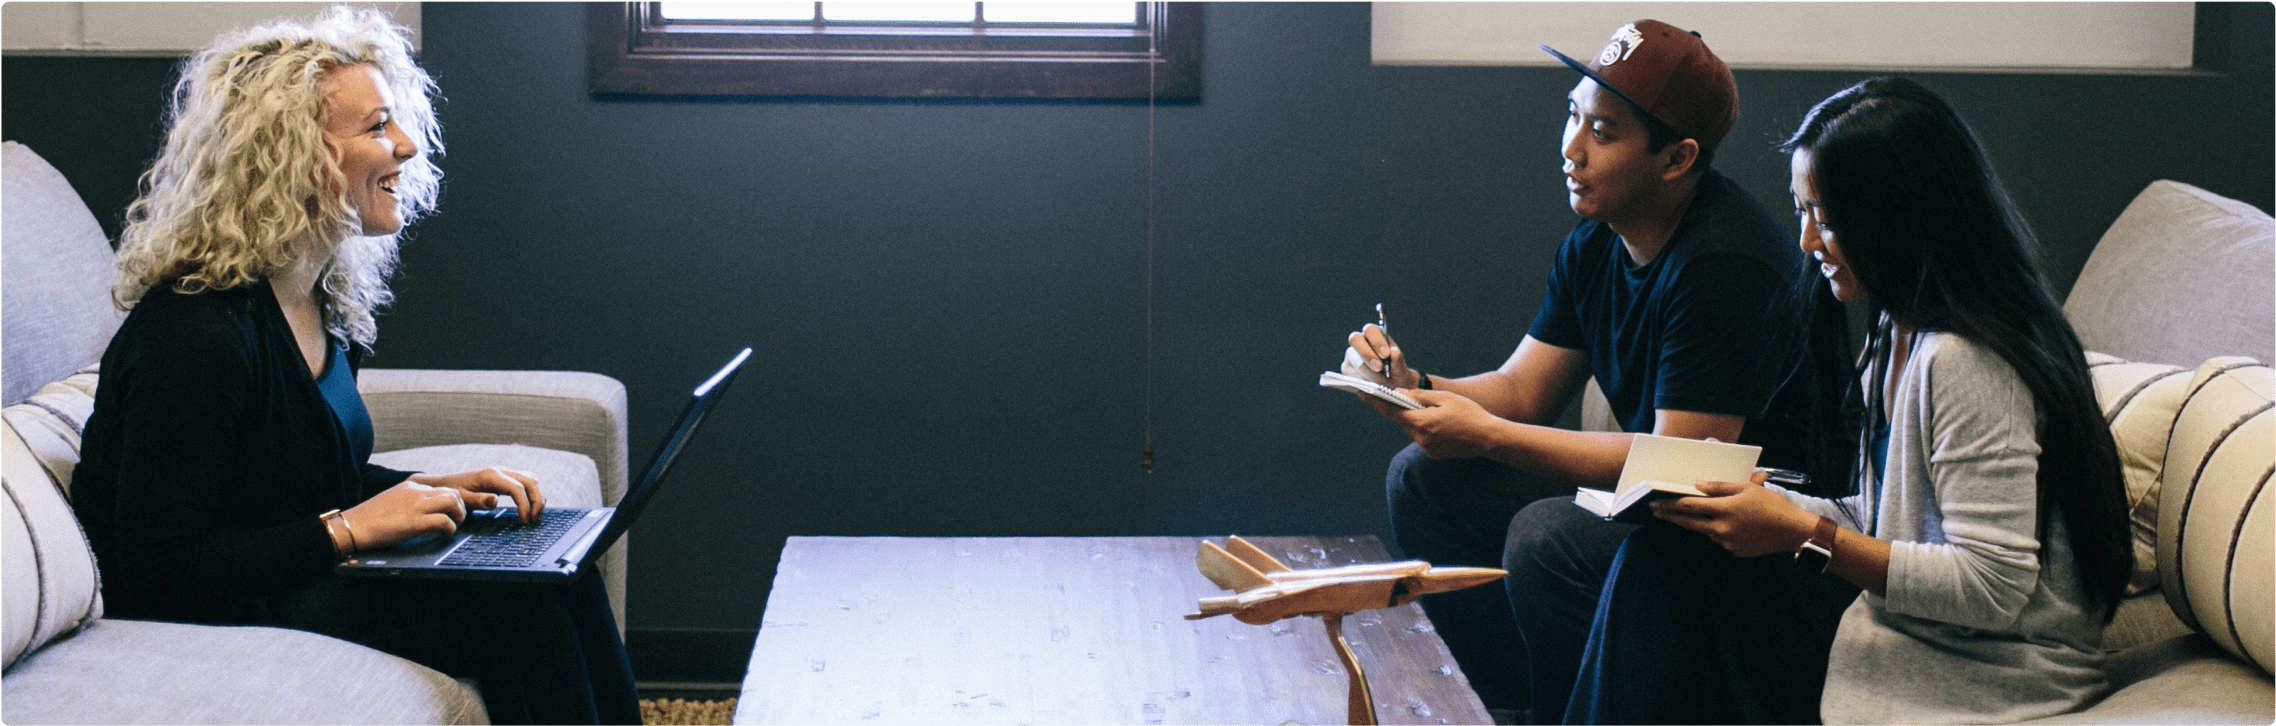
[1870, 419, 1892, 483]
[314, 340, 375, 467]
[1528, 170, 1811, 469]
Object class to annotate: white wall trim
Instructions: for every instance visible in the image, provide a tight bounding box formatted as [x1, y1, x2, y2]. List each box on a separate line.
[4, 2, 421, 56]
[1371, 2, 2195, 74]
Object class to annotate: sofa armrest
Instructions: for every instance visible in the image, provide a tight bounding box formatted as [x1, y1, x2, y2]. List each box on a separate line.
[358, 369, 630, 509]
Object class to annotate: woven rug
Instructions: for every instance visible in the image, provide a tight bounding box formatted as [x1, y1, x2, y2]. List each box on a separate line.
[640, 697, 736, 725]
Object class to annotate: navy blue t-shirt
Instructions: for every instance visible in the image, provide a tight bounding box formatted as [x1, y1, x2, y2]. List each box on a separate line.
[1528, 170, 1810, 468]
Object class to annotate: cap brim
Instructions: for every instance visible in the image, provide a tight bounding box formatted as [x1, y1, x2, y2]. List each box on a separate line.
[1538, 43, 1673, 134]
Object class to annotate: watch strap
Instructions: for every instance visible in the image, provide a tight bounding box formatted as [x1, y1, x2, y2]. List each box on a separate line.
[1794, 515, 1838, 574]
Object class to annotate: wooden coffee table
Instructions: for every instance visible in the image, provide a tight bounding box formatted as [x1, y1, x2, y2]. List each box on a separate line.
[734, 536, 1489, 725]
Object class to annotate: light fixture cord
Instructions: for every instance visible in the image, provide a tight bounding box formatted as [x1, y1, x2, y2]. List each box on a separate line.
[1141, 17, 1157, 472]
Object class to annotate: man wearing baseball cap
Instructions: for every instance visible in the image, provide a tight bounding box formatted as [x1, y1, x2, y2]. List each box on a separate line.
[1341, 20, 1837, 722]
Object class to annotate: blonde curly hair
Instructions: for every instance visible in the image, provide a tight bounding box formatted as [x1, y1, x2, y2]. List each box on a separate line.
[113, 5, 441, 348]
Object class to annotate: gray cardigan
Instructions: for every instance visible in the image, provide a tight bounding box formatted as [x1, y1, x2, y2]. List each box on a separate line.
[1774, 333, 2107, 724]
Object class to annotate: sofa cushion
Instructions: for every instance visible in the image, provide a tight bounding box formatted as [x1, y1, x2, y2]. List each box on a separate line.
[2085, 352, 2196, 594]
[1, 142, 124, 407]
[2019, 634, 2275, 724]
[2064, 180, 2275, 368]
[2101, 590, 2196, 653]
[2155, 357, 2273, 674]
[0, 618, 486, 724]
[2, 374, 105, 669]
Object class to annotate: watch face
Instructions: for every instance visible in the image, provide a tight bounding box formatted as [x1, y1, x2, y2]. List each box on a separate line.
[1795, 541, 1833, 574]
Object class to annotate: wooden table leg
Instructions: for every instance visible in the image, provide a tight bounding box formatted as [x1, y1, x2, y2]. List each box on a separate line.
[1324, 612, 1377, 725]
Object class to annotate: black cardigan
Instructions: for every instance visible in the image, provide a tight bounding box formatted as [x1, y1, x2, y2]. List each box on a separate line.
[74, 282, 415, 623]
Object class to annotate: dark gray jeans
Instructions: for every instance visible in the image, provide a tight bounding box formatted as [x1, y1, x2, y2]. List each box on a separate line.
[1386, 443, 1624, 716]
[1392, 443, 1856, 723]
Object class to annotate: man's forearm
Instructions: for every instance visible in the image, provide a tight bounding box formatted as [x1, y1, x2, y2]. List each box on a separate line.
[1466, 418, 1633, 488]
[1430, 370, 1571, 426]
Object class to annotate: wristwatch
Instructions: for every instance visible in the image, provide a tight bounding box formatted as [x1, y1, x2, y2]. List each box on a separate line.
[1794, 515, 1838, 573]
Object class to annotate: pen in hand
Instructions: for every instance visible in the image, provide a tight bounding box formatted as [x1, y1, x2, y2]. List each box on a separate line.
[1375, 303, 1393, 380]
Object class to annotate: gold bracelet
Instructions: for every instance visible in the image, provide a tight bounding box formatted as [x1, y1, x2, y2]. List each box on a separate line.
[318, 509, 353, 561]
[337, 510, 359, 554]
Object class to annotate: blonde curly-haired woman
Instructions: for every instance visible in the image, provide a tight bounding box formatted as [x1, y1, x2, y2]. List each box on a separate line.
[73, 7, 636, 723]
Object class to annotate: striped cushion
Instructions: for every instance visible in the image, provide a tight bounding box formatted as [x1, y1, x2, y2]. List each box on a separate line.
[2155, 357, 2273, 673]
[2, 373, 105, 669]
[2085, 352, 2196, 594]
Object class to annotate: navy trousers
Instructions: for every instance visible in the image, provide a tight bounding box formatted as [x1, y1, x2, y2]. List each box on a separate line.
[281, 572, 640, 725]
[1502, 499, 1639, 722]
[1564, 523, 1859, 724]
[1385, 444, 1576, 713]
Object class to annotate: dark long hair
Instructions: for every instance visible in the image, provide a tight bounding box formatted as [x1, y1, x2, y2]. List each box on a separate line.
[1781, 77, 2130, 617]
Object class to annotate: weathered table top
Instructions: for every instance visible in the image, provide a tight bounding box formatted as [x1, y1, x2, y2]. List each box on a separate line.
[734, 535, 1488, 725]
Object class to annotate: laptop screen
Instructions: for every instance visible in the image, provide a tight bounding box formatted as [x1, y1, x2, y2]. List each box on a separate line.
[576, 346, 749, 567]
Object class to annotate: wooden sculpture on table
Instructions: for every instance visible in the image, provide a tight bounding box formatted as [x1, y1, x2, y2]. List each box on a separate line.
[1184, 535, 1505, 725]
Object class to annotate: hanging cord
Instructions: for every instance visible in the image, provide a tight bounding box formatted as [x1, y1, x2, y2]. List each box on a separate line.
[1140, 22, 1158, 471]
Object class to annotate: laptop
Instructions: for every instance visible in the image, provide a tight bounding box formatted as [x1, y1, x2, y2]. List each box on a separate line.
[338, 346, 750, 583]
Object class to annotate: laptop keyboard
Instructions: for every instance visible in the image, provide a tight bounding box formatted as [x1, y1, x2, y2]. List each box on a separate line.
[438, 509, 584, 568]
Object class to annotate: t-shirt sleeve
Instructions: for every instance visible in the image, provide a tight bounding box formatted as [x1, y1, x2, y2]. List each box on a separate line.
[1651, 255, 1796, 416]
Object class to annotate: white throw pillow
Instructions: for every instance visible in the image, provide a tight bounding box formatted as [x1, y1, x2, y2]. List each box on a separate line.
[1, 372, 104, 668]
[2155, 357, 2272, 673]
[0, 372, 100, 492]
[2084, 352, 2194, 594]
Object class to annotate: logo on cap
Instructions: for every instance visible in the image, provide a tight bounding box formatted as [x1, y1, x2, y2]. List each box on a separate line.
[1596, 23, 1644, 67]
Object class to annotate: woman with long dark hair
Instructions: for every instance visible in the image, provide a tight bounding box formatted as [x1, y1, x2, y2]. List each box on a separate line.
[1557, 77, 2132, 724]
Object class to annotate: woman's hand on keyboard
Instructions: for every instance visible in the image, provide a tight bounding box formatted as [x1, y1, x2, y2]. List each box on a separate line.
[411, 467, 546, 524]
[343, 481, 473, 551]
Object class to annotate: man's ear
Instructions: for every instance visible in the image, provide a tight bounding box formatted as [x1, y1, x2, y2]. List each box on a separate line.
[1659, 138, 1701, 181]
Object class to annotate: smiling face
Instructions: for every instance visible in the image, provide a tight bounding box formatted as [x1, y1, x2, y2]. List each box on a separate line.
[320, 63, 416, 236]
[1790, 150, 1864, 303]
[1560, 77, 1666, 225]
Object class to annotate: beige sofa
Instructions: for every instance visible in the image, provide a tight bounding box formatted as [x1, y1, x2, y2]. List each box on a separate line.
[2024, 179, 2272, 724]
[1578, 179, 2273, 723]
[1, 141, 634, 724]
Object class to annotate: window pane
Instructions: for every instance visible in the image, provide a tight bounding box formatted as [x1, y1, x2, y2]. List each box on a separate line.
[982, 2, 1136, 25]
[820, 2, 975, 22]
[590, 2, 1200, 99]
[660, 2, 816, 21]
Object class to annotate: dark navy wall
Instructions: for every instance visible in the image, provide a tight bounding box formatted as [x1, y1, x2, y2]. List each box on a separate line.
[8, 3, 2270, 652]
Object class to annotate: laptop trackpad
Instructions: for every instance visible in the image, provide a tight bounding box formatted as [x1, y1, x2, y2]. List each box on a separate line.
[390, 529, 451, 553]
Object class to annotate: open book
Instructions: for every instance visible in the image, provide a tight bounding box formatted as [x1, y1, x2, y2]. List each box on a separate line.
[1575, 434, 1762, 523]
[1319, 371, 1423, 410]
